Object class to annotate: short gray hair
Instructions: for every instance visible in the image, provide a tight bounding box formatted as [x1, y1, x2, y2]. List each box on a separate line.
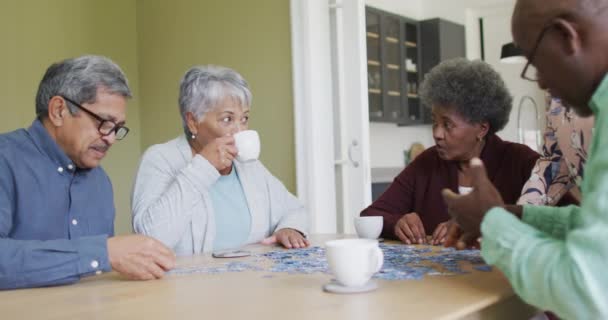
[419, 58, 512, 134]
[178, 65, 252, 133]
[35, 55, 132, 118]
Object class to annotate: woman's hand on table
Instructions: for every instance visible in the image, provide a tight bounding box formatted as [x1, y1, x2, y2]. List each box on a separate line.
[395, 212, 427, 245]
[261, 228, 310, 249]
[431, 220, 454, 245]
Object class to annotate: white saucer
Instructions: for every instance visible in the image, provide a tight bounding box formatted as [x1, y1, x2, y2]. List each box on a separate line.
[322, 280, 378, 294]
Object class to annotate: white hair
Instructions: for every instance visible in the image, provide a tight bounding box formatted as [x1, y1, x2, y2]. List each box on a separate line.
[178, 65, 252, 134]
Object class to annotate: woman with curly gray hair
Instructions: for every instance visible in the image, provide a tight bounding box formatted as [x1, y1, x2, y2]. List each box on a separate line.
[361, 58, 539, 246]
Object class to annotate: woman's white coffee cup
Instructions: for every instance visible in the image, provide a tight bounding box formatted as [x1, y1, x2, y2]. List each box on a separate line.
[234, 130, 260, 162]
[354, 216, 383, 239]
[325, 239, 384, 287]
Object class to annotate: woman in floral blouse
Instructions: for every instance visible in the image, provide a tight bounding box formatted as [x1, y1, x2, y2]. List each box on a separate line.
[517, 95, 594, 205]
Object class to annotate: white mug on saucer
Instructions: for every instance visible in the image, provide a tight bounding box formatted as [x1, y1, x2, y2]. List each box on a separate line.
[354, 216, 383, 239]
[234, 130, 260, 162]
[325, 239, 384, 287]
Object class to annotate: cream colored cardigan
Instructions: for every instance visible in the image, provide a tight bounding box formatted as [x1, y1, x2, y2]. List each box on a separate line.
[131, 135, 308, 255]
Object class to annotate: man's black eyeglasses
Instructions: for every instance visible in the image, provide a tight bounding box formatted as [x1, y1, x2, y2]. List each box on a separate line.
[61, 96, 129, 140]
[520, 24, 553, 82]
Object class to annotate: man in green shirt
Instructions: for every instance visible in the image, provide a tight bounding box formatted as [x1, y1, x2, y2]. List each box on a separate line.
[441, 0, 608, 319]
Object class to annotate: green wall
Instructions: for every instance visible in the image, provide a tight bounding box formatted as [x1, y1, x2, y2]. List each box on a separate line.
[0, 0, 296, 235]
[0, 0, 142, 235]
[0, 0, 141, 233]
[136, 0, 296, 192]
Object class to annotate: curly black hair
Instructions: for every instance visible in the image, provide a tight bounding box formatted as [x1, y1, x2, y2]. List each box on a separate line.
[419, 58, 513, 134]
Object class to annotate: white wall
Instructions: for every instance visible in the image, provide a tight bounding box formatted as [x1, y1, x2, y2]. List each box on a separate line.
[473, 5, 545, 149]
[368, 0, 544, 169]
[365, 0, 422, 19]
[369, 123, 434, 167]
[420, 0, 515, 24]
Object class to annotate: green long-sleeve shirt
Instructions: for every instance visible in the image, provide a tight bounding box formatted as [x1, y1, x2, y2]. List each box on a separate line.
[480, 74, 608, 320]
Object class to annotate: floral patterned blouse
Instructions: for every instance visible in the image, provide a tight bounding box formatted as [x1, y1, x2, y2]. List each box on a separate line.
[517, 96, 594, 205]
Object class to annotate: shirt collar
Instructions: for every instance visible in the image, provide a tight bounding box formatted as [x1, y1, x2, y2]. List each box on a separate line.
[27, 119, 76, 171]
[590, 73, 608, 114]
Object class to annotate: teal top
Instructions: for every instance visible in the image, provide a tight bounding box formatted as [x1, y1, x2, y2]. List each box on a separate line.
[481, 74, 608, 320]
[210, 167, 252, 251]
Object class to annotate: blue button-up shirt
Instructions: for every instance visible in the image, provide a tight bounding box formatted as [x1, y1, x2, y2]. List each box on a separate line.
[0, 120, 114, 289]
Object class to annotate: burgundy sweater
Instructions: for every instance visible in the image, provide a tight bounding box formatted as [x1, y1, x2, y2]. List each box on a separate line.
[361, 134, 540, 239]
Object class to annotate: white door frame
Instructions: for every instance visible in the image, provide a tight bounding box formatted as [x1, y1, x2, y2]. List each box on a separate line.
[328, 0, 372, 234]
[290, 0, 338, 233]
[290, 0, 372, 234]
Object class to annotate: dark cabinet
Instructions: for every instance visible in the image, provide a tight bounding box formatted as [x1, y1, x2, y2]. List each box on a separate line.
[366, 7, 422, 125]
[419, 18, 466, 123]
[366, 9, 383, 120]
[365, 8, 466, 126]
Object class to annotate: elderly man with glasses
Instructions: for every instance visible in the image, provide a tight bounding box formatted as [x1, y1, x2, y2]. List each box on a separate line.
[0, 55, 175, 290]
[441, 0, 608, 319]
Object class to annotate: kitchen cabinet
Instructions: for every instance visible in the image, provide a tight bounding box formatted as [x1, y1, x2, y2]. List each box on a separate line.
[366, 7, 422, 125]
[366, 8, 466, 126]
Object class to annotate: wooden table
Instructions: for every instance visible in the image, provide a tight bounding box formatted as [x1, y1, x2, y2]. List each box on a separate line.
[0, 234, 536, 320]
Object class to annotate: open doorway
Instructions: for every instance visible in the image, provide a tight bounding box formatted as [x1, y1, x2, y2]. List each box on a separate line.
[290, 0, 544, 235]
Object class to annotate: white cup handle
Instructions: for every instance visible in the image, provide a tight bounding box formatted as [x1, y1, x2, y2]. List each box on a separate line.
[369, 246, 384, 274]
